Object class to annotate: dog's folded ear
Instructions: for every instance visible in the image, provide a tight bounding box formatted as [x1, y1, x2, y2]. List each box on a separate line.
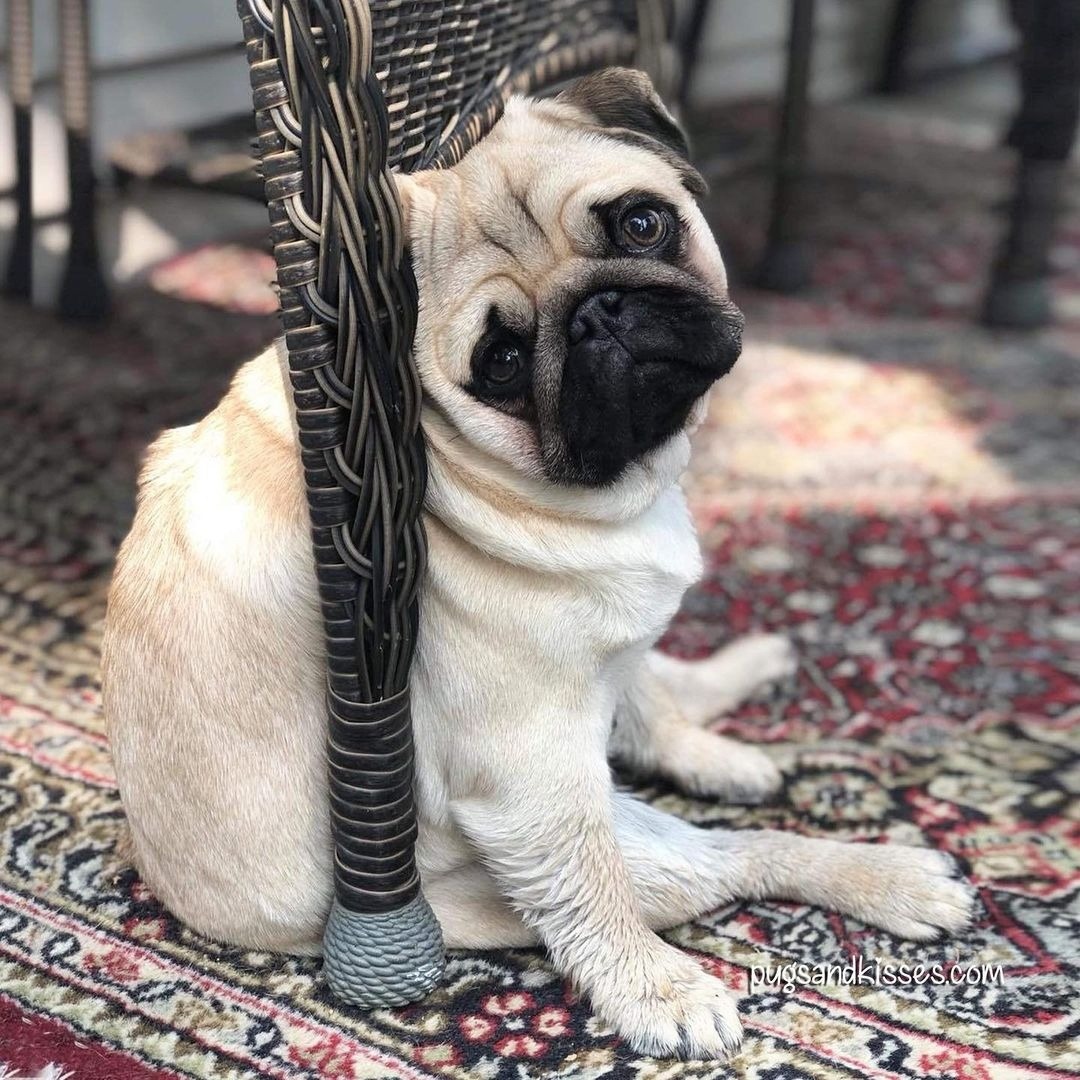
[392, 170, 439, 248]
[558, 68, 687, 157]
[557, 68, 706, 196]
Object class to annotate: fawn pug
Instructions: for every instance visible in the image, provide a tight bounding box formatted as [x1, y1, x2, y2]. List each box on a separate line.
[103, 69, 974, 1058]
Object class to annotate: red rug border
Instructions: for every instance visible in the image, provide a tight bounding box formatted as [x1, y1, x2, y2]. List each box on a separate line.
[0, 993, 187, 1080]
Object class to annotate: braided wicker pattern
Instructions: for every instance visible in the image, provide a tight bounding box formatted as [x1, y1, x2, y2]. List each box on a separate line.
[241, 0, 431, 918]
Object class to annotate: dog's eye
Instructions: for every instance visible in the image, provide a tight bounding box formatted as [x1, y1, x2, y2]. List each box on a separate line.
[474, 337, 532, 397]
[617, 205, 668, 250]
[485, 341, 524, 385]
[469, 313, 534, 405]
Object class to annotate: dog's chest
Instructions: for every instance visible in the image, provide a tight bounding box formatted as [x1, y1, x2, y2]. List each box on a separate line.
[407, 485, 701, 866]
[583, 502, 701, 654]
[422, 483, 701, 667]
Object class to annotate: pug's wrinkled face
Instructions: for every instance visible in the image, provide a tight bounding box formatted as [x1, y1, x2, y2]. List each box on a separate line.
[397, 68, 742, 489]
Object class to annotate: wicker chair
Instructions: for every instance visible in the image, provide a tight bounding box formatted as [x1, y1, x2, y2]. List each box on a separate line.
[237, 0, 682, 1009]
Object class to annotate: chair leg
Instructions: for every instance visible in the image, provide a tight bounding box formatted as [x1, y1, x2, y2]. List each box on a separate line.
[674, 0, 714, 114]
[756, 0, 815, 294]
[983, 160, 1068, 328]
[57, 0, 110, 320]
[3, 0, 33, 300]
[983, 0, 1080, 328]
[875, 0, 921, 95]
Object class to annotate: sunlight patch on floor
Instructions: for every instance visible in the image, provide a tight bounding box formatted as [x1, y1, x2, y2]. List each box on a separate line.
[687, 338, 1014, 511]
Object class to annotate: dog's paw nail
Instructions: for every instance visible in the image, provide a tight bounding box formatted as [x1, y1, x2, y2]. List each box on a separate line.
[943, 852, 974, 880]
[726, 778, 782, 806]
[599, 948, 743, 1060]
[673, 1023, 694, 1060]
[671, 1018, 742, 1061]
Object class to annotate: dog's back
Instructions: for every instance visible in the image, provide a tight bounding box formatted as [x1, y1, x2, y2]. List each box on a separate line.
[102, 343, 334, 952]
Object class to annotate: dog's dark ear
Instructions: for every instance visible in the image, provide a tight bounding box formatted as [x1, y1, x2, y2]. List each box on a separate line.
[557, 68, 705, 195]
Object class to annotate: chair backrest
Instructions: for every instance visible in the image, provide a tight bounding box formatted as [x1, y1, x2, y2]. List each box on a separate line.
[376, 0, 643, 170]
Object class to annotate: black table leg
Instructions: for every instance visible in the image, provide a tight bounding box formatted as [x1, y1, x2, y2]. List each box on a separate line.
[756, 0, 815, 293]
[3, 0, 33, 299]
[983, 0, 1080, 328]
[876, 0, 921, 95]
[57, 0, 109, 319]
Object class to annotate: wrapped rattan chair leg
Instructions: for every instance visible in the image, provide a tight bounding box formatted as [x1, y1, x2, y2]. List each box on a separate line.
[323, 893, 443, 1008]
[239, 0, 443, 1007]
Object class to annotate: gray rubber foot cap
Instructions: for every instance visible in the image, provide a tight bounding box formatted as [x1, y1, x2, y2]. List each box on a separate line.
[323, 894, 445, 1008]
[982, 278, 1052, 329]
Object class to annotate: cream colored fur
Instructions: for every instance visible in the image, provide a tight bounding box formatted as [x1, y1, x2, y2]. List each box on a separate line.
[103, 90, 975, 1060]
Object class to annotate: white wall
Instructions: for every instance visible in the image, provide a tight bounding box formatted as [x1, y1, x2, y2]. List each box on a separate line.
[0, 0, 248, 191]
[0, 0, 1018, 205]
[689, 0, 1014, 106]
[0, 0, 251, 214]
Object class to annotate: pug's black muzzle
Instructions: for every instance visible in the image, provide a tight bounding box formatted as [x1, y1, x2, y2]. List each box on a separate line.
[557, 287, 743, 486]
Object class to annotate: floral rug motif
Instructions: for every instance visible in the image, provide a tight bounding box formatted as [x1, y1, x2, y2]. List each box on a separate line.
[1, 101, 1079, 1079]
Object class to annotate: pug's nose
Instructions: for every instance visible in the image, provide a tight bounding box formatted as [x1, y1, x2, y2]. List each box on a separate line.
[568, 290, 625, 345]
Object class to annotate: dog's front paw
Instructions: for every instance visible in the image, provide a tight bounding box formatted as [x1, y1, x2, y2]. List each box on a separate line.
[842, 846, 977, 942]
[590, 940, 743, 1060]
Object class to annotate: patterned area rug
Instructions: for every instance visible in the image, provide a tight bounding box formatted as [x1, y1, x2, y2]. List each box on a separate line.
[697, 102, 1080, 329]
[2, 102, 1079, 1079]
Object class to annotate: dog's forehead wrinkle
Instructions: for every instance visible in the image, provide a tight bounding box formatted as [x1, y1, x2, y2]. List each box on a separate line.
[497, 160, 562, 254]
[472, 271, 538, 322]
[477, 221, 516, 261]
[521, 104, 698, 197]
[490, 301, 536, 340]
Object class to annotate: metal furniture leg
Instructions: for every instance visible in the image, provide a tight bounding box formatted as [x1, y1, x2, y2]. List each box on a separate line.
[674, 0, 714, 113]
[57, 0, 109, 319]
[983, 0, 1080, 329]
[3, 0, 33, 299]
[876, 0, 921, 95]
[756, 0, 816, 293]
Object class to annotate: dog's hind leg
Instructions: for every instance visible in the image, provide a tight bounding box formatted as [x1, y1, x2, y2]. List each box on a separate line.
[425, 795, 974, 952]
[610, 651, 788, 802]
[648, 636, 798, 726]
[613, 795, 976, 941]
[424, 862, 538, 949]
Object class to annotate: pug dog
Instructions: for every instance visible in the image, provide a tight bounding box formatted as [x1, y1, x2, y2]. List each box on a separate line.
[103, 69, 975, 1059]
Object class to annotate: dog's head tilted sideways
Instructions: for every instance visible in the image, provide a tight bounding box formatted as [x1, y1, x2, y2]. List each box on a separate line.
[395, 68, 742, 498]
